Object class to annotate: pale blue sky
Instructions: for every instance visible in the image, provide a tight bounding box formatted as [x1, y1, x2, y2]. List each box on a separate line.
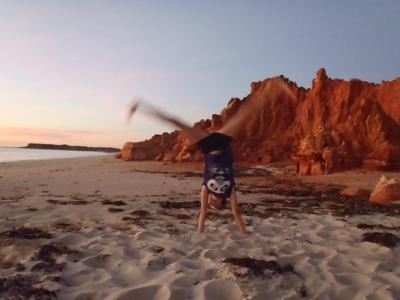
[0, 0, 399, 147]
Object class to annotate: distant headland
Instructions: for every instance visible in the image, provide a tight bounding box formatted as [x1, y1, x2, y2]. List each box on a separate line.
[23, 143, 120, 153]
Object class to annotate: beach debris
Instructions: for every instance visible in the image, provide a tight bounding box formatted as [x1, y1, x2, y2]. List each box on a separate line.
[34, 244, 77, 262]
[130, 210, 151, 218]
[122, 210, 153, 226]
[165, 223, 180, 234]
[47, 199, 89, 205]
[108, 207, 125, 213]
[175, 213, 192, 220]
[220, 257, 307, 297]
[15, 264, 26, 272]
[362, 232, 399, 248]
[31, 261, 65, 273]
[299, 284, 308, 298]
[52, 222, 81, 232]
[369, 175, 400, 205]
[238, 186, 317, 198]
[101, 199, 127, 206]
[159, 200, 199, 209]
[0, 243, 75, 298]
[0, 275, 56, 300]
[169, 172, 201, 179]
[30, 244, 80, 274]
[222, 257, 296, 277]
[70, 199, 90, 205]
[0, 195, 25, 202]
[27, 207, 39, 211]
[122, 216, 144, 226]
[240, 183, 400, 218]
[357, 224, 400, 231]
[0, 227, 52, 239]
[35, 244, 65, 262]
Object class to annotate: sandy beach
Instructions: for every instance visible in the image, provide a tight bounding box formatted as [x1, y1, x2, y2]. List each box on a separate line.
[1, 155, 399, 300]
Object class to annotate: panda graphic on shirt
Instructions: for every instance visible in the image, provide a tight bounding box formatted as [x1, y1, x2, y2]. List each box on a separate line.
[206, 167, 231, 195]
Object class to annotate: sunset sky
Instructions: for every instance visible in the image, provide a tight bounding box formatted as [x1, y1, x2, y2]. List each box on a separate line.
[1, 1, 399, 147]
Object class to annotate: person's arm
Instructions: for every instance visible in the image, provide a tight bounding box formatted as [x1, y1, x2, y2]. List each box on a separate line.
[229, 187, 248, 234]
[217, 77, 296, 139]
[127, 99, 208, 144]
[197, 185, 209, 233]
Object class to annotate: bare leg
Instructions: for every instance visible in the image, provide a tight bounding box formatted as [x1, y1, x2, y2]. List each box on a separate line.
[230, 187, 248, 234]
[127, 99, 208, 144]
[217, 77, 295, 139]
[197, 185, 209, 233]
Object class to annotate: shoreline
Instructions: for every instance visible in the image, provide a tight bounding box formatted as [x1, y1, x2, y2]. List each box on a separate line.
[0, 148, 113, 164]
[0, 153, 112, 164]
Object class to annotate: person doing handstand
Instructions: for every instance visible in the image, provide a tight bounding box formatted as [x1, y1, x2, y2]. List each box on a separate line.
[127, 78, 295, 234]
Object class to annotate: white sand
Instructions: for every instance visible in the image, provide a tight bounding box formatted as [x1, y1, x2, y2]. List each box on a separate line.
[0, 156, 399, 300]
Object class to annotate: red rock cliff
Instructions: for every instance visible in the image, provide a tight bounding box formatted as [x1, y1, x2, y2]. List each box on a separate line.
[117, 69, 400, 175]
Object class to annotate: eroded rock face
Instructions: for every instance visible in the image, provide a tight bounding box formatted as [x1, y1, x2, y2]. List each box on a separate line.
[292, 69, 400, 174]
[117, 68, 400, 174]
[369, 176, 400, 205]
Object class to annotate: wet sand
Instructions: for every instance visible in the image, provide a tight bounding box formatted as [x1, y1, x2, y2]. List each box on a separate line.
[0, 155, 399, 299]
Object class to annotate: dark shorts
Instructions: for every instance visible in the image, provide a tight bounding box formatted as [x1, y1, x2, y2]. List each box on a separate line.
[196, 132, 232, 154]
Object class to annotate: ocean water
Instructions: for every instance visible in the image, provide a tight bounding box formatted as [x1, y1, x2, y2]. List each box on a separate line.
[0, 147, 110, 163]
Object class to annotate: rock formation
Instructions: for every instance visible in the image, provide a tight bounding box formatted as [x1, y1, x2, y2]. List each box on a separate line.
[340, 187, 370, 200]
[369, 176, 400, 205]
[117, 68, 400, 175]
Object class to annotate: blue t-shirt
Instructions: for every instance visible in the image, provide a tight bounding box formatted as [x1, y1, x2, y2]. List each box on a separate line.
[203, 146, 235, 198]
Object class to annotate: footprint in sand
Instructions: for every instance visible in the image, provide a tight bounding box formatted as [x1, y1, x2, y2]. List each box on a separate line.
[324, 285, 361, 299]
[170, 275, 198, 287]
[134, 230, 167, 242]
[80, 254, 119, 269]
[63, 268, 108, 287]
[200, 279, 242, 300]
[202, 248, 230, 259]
[71, 292, 99, 300]
[336, 273, 372, 287]
[109, 265, 146, 287]
[115, 285, 170, 300]
[178, 258, 214, 270]
[168, 288, 192, 300]
[186, 248, 203, 259]
[377, 272, 400, 294]
[146, 256, 175, 271]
